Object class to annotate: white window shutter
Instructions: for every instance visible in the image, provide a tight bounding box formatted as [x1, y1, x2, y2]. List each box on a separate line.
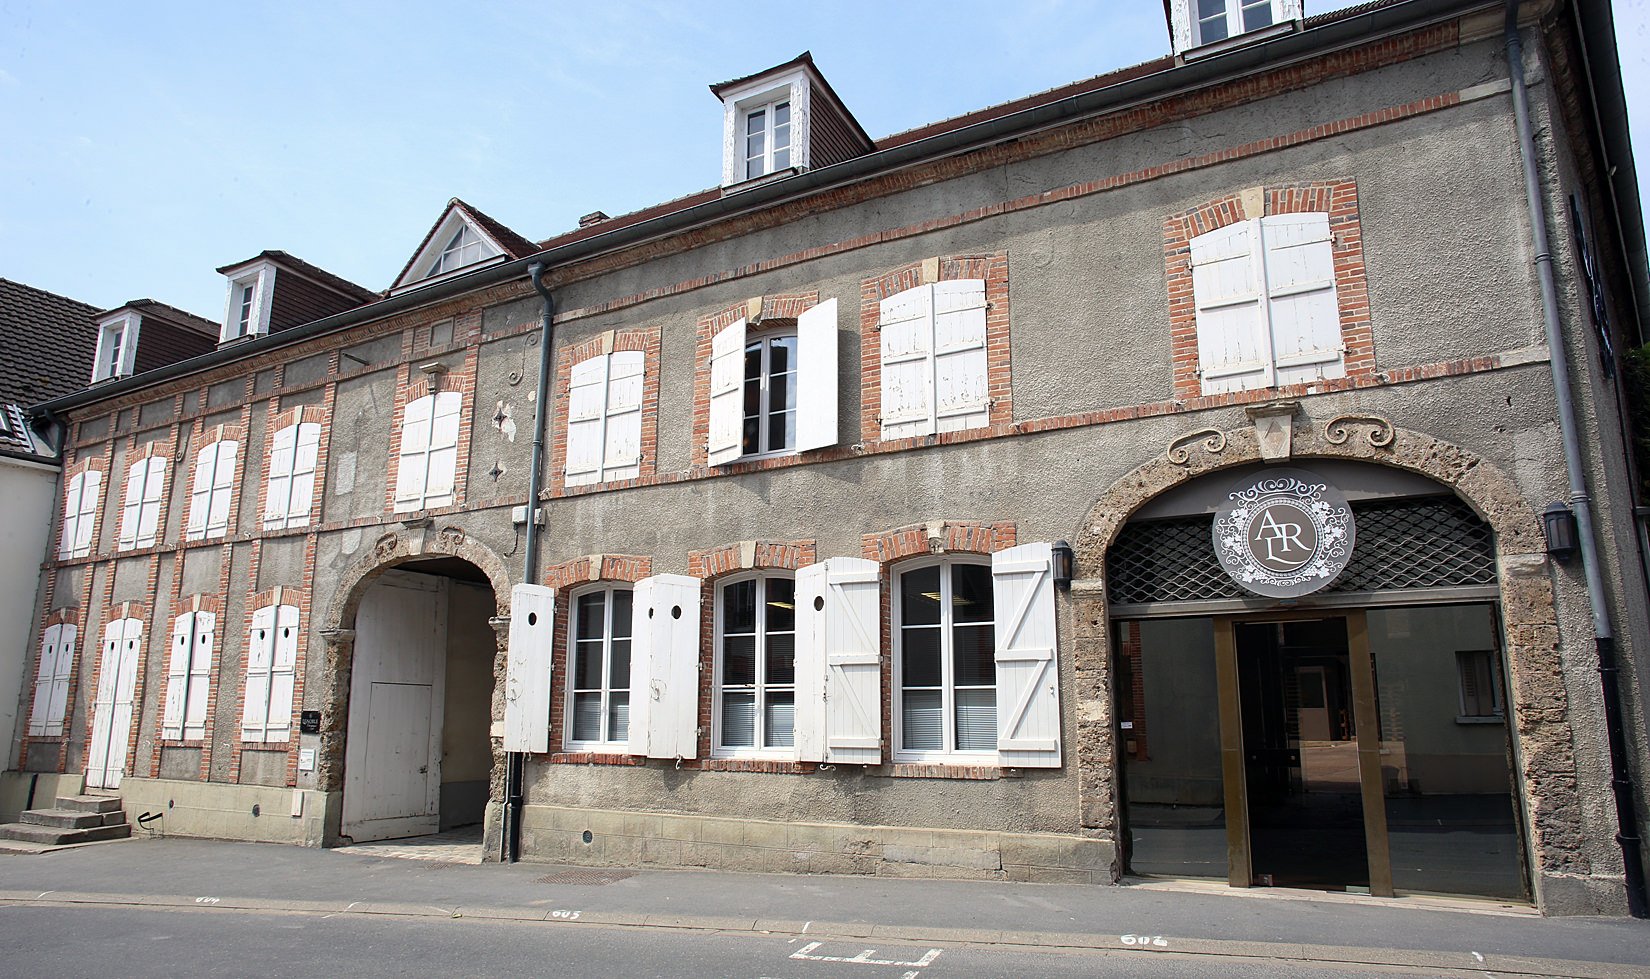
[163, 613, 192, 739]
[208, 441, 238, 534]
[1260, 213, 1344, 386]
[86, 622, 122, 783]
[564, 355, 609, 487]
[288, 422, 320, 524]
[991, 543, 1062, 767]
[792, 564, 828, 762]
[820, 557, 883, 764]
[29, 623, 74, 737]
[241, 605, 274, 741]
[266, 605, 299, 742]
[425, 391, 462, 504]
[604, 350, 645, 479]
[504, 584, 555, 753]
[395, 394, 434, 506]
[75, 470, 101, 555]
[879, 284, 936, 439]
[188, 444, 216, 538]
[186, 611, 214, 739]
[627, 573, 702, 759]
[1191, 219, 1273, 394]
[118, 461, 145, 550]
[137, 458, 165, 546]
[59, 474, 85, 559]
[794, 298, 840, 453]
[931, 280, 990, 433]
[706, 318, 747, 466]
[265, 424, 297, 526]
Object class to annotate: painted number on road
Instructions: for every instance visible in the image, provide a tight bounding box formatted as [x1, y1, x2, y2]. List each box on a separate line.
[195, 897, 221, 905]
[1121, 934, 1169, 948]
[790, 942, 942, 967]
[550, 909, 580, 920]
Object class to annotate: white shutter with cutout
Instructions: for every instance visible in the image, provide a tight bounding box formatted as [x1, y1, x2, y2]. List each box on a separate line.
[504, 583, 555, 753]
[793, 564, 827, 762]
[931, 280, 990, 433]
[706, 318, 747, 466]
[186, 611, 214, 739]
[394, 394, 434, 508]
[266, 605, 299, 742]
[627, 573, 702, 759]
[604, 350, 644, 479]
[795, 299, 840, 452]
[821, 557, 883, 764]
[162, 613, 192, 739]
[28, 623, 75, 737]
[991, 543, 1061, 767]
[86, 622, 121, 783]
[1191, 219, 1273, 394]
[879, 284, 935, 439]
[564, 355, 608, 487]
[240, 605, 275, 741]
[1260, 213, 1344, 386]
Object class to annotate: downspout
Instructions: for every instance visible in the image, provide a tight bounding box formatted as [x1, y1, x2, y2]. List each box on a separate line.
[501, 262, 556, 864]
[1507, 2, 1647, 917]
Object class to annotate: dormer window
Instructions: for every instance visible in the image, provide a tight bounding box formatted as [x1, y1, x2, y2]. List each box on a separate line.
[1169, 0, 1300, 56]
[218, 260, 276, 343]
[743, 97, 792, 180]
[391, 201, 521, 295]
[713, 53, 873, 191]
[1197, 0, 1274, 43]
[92, 312, 139, 382]
[427, 225, 491, 278]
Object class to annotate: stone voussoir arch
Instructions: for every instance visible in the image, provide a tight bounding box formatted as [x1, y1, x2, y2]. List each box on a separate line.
[1067, 415, 1592, 897]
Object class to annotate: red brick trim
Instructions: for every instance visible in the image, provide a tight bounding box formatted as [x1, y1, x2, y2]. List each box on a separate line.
[861, 521, 1017, 562]
[548, 328, 662, 494]
[1163, 179, 1374, 399]
[859, 253, 1011, 444]
[43, 607, 81, 628]
[542, 553, 652, 755]
[384, 355, 478, 514]
[690, 292, 820, 468]
[541, 553, 654, 590]
[56, 453, 111, 561]
[885, 763, 1005, 780]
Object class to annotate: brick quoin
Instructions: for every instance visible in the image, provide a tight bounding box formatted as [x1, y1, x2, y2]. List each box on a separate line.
[690, 292, 819, 468]
[548, 327, 662, 496]
[539, 553, 652, 756]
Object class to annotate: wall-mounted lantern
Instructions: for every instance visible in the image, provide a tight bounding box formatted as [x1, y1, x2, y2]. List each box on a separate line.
[1542, 502, 1578, 563]
[1052, 539, 1075, 589]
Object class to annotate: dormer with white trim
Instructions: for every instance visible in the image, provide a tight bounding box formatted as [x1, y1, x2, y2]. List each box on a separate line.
[89, 299, 219, 384]
[219, 257, 278, 343]
[1168, 0, 1302, 59]
[712, 52, 874, 191]
[215, 251, 376, 346]
[91, 309, 140, 382]
[391, 199, 536, 296]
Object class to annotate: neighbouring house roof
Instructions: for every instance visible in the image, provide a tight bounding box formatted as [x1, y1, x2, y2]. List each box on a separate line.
[0, 278, 101, 408]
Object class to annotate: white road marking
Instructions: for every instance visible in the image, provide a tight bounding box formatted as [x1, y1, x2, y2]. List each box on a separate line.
[790, 942, 943, 967]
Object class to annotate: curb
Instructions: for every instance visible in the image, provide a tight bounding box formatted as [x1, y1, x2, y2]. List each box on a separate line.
[0, 889, 1641, 977]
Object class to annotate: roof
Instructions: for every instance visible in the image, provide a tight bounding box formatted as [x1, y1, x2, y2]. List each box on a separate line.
[216, 250, 377, 302]
[107, 298, 221, 337]
[0, 278, 100, 407]
[392, 198, 539, 288]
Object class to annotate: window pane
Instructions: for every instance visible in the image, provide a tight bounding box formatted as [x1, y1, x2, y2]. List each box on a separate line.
[951, 564, 994, 623]
[768, 372, 792, 419]
[765, 692, 795, 748]
[576, 592, 606, 640]
[724, 579, 757, 634]
[766, 577, 795, 632]
[609, 638, 631, 690]
[954, 688, 997, 751]
[574, 639, 603, 689]
[742, 416, 761, 456]
[611, 589, 633, 640]
[903, 690, 943, 751]
[953, 624, 996, 686]
[901, 627, 942, 686]
[608, 692, 629, 742]
[722, 691, 756, 747]
[773, 102, 789, 127]
[572, 692, 602, 742]
[767, 410, 795, 453]
[722, 634, 756, 686]
[774, 148, 790, 170]
[901, 566, 943, 626]
[766, 633, 795, 685]
[1242, 0, 1273, 30]
[746, 108, 765, 135]
[768, 335, 795, 377]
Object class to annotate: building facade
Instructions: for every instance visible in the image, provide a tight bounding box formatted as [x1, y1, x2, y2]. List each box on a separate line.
[7, 0, 1650, 916]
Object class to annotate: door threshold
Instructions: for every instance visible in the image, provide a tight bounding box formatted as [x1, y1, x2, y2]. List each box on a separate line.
[1121, 875, 1536, 917]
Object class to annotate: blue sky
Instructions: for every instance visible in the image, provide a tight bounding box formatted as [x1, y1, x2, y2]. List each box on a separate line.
[1, 1, 1646, 321]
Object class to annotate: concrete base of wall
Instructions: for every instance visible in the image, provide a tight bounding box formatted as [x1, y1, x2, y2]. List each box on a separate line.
[1535, 870, 1630, 917]
[0, 770, 83, 824]
[119, 777, 336, 847]
[517, 803, 1116, 884]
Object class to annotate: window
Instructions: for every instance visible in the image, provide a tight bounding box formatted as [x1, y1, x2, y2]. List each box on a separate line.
[566, 585, 633, 748]
[241, 603, 299, 743]
[878, 280, 990, 440]
[117, 454, 167, 550]
[92, 313, 138, 382]
[264, 420, 321, 528]
[1456, 649, 1505, 721]
[394, 391, 462, 511]
[27, 621, 77, 737]
[895, 560, 996, 758]
[706, 299, 838, 465]
[426, 225, 491, 278]
[219, 261, 276, 342]
[565, 351, 643, 487]
[743, 98, 792, 180]
[1189, 212, 1342, 395]
[59, 468, 102, 558]
[1194, 0, 1277, 43]
[187, 439, 239, 540]
[235, 284, 255, 334]
[164, 611, 214, 740]
[715, 574, 796, 754]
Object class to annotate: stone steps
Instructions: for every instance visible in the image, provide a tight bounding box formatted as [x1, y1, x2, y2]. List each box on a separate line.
[0, 794, 131, 847]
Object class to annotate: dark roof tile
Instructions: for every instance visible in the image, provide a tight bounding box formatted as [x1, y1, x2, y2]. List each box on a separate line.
[0, 278, 101, 406]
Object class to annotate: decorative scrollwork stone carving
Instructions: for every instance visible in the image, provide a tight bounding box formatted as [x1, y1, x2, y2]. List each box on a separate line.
[1166, 428, 1227, 465]
[1324, 414, 1395, 448]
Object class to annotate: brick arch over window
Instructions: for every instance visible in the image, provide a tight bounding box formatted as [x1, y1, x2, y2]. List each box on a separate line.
[691, 292, 819, 468]
[541, 553, 653, 758]
[1067, 420, 1592, 902]
[1163, 181, 1374, 399]
[313, 526, 512, 805]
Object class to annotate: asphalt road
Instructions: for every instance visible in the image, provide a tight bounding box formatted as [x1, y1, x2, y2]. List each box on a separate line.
[0, 904, 1512, 978]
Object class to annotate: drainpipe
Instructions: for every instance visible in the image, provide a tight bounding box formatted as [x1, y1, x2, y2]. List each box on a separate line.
[1507, 2, 1647, 917]
[500, 262, 556, 864]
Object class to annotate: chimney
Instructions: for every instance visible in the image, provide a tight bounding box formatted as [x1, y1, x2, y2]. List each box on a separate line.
[579, 211, 611, 228]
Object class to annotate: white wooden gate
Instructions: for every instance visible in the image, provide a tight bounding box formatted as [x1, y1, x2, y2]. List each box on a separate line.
[343, 571, 448, 842]
[86, 617, 142, 789]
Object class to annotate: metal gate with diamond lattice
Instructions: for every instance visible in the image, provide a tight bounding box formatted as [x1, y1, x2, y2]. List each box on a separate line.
[1106, 495, 1496, 611]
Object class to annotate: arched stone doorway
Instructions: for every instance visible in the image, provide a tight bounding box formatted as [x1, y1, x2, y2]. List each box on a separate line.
[1067, 416, 1598, 910]
[314, 527, 512, 850]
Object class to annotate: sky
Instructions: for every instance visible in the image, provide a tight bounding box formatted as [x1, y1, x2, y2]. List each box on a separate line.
[1, 1, 1647, 322]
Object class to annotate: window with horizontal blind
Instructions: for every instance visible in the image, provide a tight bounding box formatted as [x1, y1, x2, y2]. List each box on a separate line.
[714, 573, 797, 755]
[894, 559, 997, 759]
[565, 585, 634, 748]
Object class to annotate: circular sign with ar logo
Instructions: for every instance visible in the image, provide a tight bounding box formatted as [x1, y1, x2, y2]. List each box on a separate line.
[1212, 468, 1355, 598]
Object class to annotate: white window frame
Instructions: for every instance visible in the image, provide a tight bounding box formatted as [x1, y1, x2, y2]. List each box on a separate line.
[117, 454, 168, 551]
[92, 312, 140, 382]
[241, 603, 299, 743]
[393, 390, 462, 512]
[563, 583, 636, 751]
[713, 571, 799, 758]
[263, 420, 322, 529]
[892, 557, 998, 762]
[27, 621, 77, 737]
[427, 225, 491, 279]
[187, 439, 239, 540]
[564, 350, 644, 487]
[719, 68, 811, 188]
[59, 468, 102, 559]
[219, 261, 276, 342]
[163, 610, 215, 741]
[742, 96, 794, 181]
[739, 327, 799, 459]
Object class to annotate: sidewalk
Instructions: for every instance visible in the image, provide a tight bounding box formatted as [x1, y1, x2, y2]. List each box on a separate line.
[2, 833, 1647, 977]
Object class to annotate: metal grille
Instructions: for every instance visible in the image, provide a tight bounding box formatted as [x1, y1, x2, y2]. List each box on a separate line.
[536, 868, 636, 885]
[1107, 495, 1495, 605]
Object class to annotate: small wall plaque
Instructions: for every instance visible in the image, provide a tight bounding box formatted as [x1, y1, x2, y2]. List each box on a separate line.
[1213, 467, 1355, 599]
[299, 710, 321, 734]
